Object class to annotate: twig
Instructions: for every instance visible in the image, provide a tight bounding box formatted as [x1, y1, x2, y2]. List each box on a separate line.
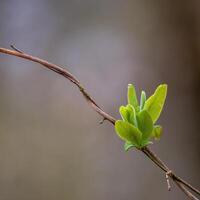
[142, 147, 199, 200]
[175, 181, 199, 200]
[0, 47, 115, 125]
[166, 170, 172, 191]
[99, 117, 106, 124]
[0, 46, 199, 200]
[142, 147, 200, 196]
[10, 44, 23, 53]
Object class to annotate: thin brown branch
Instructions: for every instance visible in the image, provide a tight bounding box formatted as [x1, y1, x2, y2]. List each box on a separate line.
[0, 46, 199, 200]
[175, 181, 199, 200]
[142, 147, 200, 196]
[0, 47, 115, 125]
[166, 171, 172, 191]
[142, 147, 199, 200]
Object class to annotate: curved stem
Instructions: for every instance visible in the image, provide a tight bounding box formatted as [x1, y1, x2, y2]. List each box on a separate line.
[0, 47, 115, 125]
[0, 46, 199, 200]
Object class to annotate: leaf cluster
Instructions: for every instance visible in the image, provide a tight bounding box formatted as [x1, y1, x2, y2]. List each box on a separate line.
[115, 84, 167, 151]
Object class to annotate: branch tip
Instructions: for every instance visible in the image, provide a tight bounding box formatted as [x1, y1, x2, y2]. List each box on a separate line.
[99, 117, 106, 124]
[10, 45, 23, 53]
[166, 170, 172, 191]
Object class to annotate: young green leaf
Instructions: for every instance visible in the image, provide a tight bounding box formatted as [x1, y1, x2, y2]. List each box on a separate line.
[152, 125, 163, 140]
[119, 105, 136, 125]
[140, 90, 146, 110]
[126, 104, 138, 126]
[127, 84, 139, 112]
[137, 110, 153, 141]
[124, 142, 137, 151]
[115, 120, 142, 146]
[119, 106, 129, 121]
[143, 84, 167, 123]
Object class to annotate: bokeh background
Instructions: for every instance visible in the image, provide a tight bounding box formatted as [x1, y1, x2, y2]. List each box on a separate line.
[0, 0, 200, 199]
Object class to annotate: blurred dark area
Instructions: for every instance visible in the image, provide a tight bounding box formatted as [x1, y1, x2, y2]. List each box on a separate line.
[0, 0, 200, 199]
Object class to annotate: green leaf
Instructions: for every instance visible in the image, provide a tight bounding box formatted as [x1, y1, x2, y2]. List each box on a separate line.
[137, 110, 153, 141]
[115, 120, 142, 146]
[140, 90, 146, 110]
[152, 125, 163, 140]
[127, 84, 139, 112]
[124, 142, 137, 151]
[119, 105, 137, 126]
[126, 104, 138, 126]
[143, 84, 167, 123]
[119, 106, 129, 121]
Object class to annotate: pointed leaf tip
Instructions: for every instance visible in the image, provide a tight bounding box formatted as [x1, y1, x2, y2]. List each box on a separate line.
[144, 84, 167, 123]
[127, 84, 139, 112]
[140, 90, 146, 110]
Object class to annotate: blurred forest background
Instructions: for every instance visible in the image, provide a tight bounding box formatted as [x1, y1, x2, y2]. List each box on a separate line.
[0, 0, 200, 200]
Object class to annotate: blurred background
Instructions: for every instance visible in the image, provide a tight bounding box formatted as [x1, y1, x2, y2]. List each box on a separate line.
[0, 0, 200, 199]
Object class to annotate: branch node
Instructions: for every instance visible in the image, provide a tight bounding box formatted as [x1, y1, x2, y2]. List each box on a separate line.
[166, 170, 173, 191]
[99, 117, 106, 124]
[10, 45, 23, 53]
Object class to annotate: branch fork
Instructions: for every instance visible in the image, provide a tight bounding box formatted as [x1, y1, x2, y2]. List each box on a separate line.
[166, 170, 173, 191]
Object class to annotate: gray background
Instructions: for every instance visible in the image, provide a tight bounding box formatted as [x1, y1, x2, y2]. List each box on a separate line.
[0, 0, 199, 199]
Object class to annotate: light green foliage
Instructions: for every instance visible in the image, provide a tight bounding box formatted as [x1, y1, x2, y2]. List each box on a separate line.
[115, 84, 167, 150]
[143, 84, 167, 123]
[115, 120, 142, 146]
[140, 91, 146, 110]
[152, 125, 163, 140]
[124, 142, 136, 151]
[137, 110, 153, 142]
[127, 84, 140, 112]
[119, 105, 136, 126]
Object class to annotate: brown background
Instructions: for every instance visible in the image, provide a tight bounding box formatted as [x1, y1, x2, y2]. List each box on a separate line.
[0, 0, 200, 199]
